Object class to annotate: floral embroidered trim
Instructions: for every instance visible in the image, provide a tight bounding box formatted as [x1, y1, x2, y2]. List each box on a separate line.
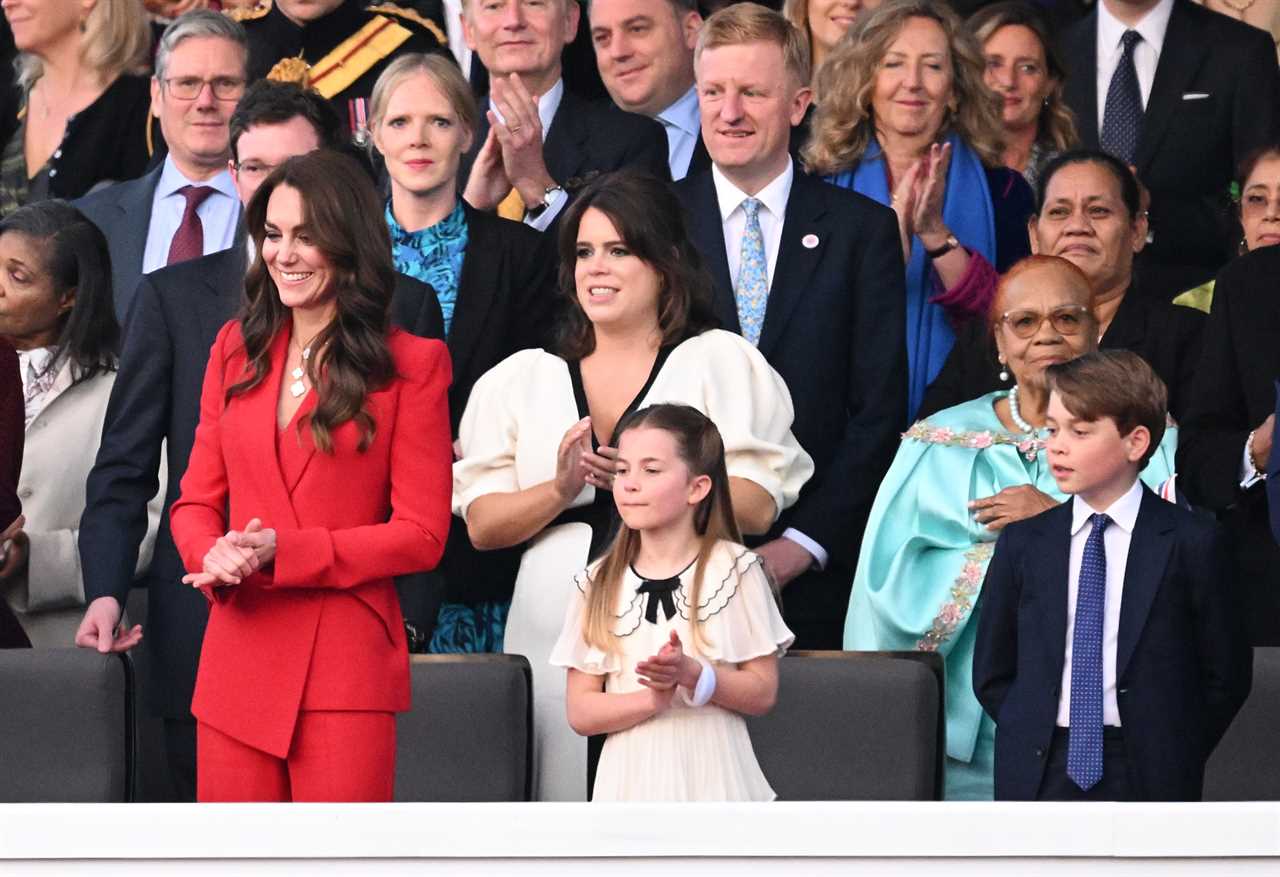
[902, 420, 1045, 462]
[916, 541, 995, 652]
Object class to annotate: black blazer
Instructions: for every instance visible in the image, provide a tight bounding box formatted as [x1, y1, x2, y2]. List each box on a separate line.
[461, 89, 670, 206]
[74, 164, 164, 324]
[675, 165, 907, 636]
[1060, 0, 1280, 296]
[78, 247, 442, 718]
[1177, 245, 1280, 645]
[973, 487, 1251, 800]
[446, 203, 558, 430]
[919, 285, 1204, 422]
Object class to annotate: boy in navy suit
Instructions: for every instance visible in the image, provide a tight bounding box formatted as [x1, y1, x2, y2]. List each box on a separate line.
[974, 350, 1251, 801]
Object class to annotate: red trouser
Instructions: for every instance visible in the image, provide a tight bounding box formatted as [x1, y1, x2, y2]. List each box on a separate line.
[197, 711, 396, 802]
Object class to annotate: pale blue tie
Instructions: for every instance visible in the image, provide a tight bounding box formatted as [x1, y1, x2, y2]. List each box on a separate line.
[1067, 512, 1110, 791]
[735, 197, 768, 346]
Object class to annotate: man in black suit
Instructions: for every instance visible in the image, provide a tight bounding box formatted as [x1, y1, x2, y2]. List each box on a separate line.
[1179, 244, 1280, 646]
[589, 0, 710, 181]
[1060, 0, 1280, 299]
[77, 11, 251, 323]
[975, 351, 1250, 801]
[675, 4, 906, 649]
[74, 83, 442, 802]
[458, 0, 669, 231]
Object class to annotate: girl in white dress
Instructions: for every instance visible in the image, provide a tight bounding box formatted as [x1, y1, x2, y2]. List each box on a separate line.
[452, 172, 813, 801]
[552, 404, 794, 801]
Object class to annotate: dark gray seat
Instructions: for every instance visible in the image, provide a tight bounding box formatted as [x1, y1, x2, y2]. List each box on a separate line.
[395, 654, 532, 802]
[745, 651, 944, 801]
[1204, 646, 1280, 801]
[0, 648, 134, 802]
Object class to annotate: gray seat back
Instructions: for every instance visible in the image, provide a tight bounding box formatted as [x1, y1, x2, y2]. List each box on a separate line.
[395, 654, 532, 801]
[1204, 646, 1280, 800]
[0, 648, 133, 802]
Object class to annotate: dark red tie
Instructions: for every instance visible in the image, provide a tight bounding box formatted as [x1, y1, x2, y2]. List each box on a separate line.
[166, 185, 216, 266]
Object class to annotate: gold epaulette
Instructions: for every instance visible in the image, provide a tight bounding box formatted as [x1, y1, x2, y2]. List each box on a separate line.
[366, 3, 447, 45]
[224, 0, 271, 22]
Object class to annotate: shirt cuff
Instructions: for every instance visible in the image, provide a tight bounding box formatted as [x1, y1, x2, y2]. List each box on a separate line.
[1241, 439, 1265, 489]
[781, 528, 827, 571]
[524, 187, 568, 232]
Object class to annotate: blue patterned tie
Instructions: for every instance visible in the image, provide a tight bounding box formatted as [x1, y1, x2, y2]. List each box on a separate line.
[735, 197, 768, 346]
[1100, 30, 1143, 164]
[1067, 512, 1110, 791]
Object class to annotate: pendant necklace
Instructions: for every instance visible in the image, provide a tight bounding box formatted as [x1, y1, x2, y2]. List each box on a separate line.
[289, 336, 315, 398]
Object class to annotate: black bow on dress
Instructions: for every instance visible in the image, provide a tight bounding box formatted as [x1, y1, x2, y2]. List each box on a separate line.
[636, 577, 680, 624]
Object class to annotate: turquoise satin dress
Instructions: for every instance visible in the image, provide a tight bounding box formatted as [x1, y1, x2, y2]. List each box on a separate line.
[844, 391, 1177, 800]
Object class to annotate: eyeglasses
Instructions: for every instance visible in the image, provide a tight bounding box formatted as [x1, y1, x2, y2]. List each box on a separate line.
[234, 161, 280, 179]
[162, 76, 246, 101]
[999, 304, 1091, 339]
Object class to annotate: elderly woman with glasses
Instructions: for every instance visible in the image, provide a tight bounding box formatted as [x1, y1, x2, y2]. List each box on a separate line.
[844, 254, 1177, 801]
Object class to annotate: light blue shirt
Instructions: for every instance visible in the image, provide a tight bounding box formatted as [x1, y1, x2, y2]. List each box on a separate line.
[656, 86, 700, 181]
[141, 157, 240, 275]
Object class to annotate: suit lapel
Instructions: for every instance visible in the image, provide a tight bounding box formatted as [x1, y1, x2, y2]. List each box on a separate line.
[1116, 487, 1174, 679]
[447, 205, 497, 384]
[193, 249, 246, 344]
[543, 91, 589, 185]
[1032, 504, 1075, 678]
[1064, 18, 1100, 149]
[757, 169, 827, 359]
[1135, 3, 1207, 174]
[242, 328, 303, 528]
[683, 172, 738, 332]
[687, 132, 711, 179]
[112, 167, 162, 317]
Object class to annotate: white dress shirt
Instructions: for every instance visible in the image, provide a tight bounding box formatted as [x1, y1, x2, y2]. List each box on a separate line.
[656, 86, 701, 181]
[710, 160, 826, 568]
[1056, 476, 1144, 728]
[141, 156, 240, 275]
[488, 77, 568, 232]
[1095, 0, 1176, 132]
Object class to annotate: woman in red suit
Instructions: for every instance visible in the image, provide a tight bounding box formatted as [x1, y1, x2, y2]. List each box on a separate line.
[170, 150, 453, 802]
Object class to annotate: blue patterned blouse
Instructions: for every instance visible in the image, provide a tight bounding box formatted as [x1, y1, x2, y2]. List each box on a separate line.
[386, 199, 468, 337]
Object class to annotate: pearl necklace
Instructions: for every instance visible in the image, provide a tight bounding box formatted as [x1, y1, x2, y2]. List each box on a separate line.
[289, 343, 312, 398]
[1008, 385, 1037, 435]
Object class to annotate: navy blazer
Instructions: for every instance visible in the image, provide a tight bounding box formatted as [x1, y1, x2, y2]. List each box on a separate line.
[676, 165, 907, 635]
[78, 247, 442, 718]
[973, 486, 1251, 800]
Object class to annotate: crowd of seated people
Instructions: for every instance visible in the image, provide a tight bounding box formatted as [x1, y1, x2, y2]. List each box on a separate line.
[0, 0, 1274, 807]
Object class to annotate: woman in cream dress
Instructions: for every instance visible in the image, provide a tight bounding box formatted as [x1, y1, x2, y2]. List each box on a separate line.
[453, 172, 813, 801]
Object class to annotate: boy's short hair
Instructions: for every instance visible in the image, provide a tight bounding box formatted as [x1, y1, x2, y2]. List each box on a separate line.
[1046, 350, 1167, 469]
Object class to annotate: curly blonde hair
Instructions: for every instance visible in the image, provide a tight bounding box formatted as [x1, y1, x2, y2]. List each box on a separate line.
[967, 1, 1078, 153]
[802, 0, 1004, 175]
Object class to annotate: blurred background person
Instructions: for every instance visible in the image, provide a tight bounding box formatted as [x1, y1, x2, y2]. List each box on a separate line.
[0, 338, 24, 648]
[845, 254, 1177, 800]
[968, 0, 1077, 188]
[782, 0, 882, 85]
[0, 201, 163, 646]
[0, 0, 155, 216]
[803, 0, 1034, 420]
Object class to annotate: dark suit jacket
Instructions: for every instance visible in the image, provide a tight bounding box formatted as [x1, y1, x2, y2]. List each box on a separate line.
[1060, 0, 1280, 297]
[74, 164, 164, 324]
[78, 247, 443, 718]
[676, 165, 907, 640]
[461, 88, 670, 212]
[973, 487, 1251, 801]
[1178, 245, 1280, 645]
[918, 284, 1205, 421]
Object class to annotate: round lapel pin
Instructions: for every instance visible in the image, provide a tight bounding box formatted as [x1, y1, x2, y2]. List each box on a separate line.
[802, 233, 819, 249]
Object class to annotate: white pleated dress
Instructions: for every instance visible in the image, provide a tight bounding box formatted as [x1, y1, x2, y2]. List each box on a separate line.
[550, 542, 794, 802]
[453, 330, 814, 801]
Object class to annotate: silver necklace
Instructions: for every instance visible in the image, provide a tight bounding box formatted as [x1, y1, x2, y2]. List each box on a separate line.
[289, 344, 311, 398]
[1008, 385, 1037, 434]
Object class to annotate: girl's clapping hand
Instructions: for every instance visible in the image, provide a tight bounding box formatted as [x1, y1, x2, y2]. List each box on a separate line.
[636, 630, 702, 692]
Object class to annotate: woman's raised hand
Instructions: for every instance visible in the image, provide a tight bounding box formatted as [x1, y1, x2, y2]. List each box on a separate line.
[553, 417, 594, 503]
[912, 141, 953, 243]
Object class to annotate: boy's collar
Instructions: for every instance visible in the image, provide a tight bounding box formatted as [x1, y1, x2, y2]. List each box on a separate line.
[1070, 477, 1143, 536]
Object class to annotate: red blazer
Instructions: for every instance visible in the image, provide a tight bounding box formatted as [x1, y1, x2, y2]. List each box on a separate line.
[170, 321, 452, 757]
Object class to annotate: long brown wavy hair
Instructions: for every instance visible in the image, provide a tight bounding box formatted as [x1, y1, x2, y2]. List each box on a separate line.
[556, 170, 718, 360]
[802, 0, 1006, 175]
[230, 150, 397, 453]
[582, 404, 742, 657]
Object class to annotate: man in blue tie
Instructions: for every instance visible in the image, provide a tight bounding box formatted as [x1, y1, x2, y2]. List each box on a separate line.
[973, 350, 1251, 800]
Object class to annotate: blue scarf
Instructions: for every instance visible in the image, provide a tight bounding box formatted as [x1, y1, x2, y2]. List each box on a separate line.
[827, 134, 996, 421]
[386, 199, 468, 337]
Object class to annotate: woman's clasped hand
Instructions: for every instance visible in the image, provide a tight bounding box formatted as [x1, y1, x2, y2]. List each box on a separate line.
[181, 518, 277, 589]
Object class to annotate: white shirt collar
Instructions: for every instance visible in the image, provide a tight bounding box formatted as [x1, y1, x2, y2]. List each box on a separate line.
[656, 85, 700, 137]
[1098, 0, 1175, 57]
[157, 155, 237, 202]
[488, 77, 564, 143]
[711, 160, 793, 224]
[1071, 475, 1144, 536]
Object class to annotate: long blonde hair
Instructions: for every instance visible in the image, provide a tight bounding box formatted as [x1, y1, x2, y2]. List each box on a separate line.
[581, 405, 742, 656]
[17, 0, 152, 92]
[802, 0, 1005, 175]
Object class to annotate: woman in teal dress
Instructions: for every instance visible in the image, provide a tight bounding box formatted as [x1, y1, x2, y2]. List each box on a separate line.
[844, 255, 1178, 800]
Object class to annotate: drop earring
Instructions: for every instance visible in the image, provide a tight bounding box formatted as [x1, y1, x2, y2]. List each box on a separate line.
[998, 357, 1009, 382]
